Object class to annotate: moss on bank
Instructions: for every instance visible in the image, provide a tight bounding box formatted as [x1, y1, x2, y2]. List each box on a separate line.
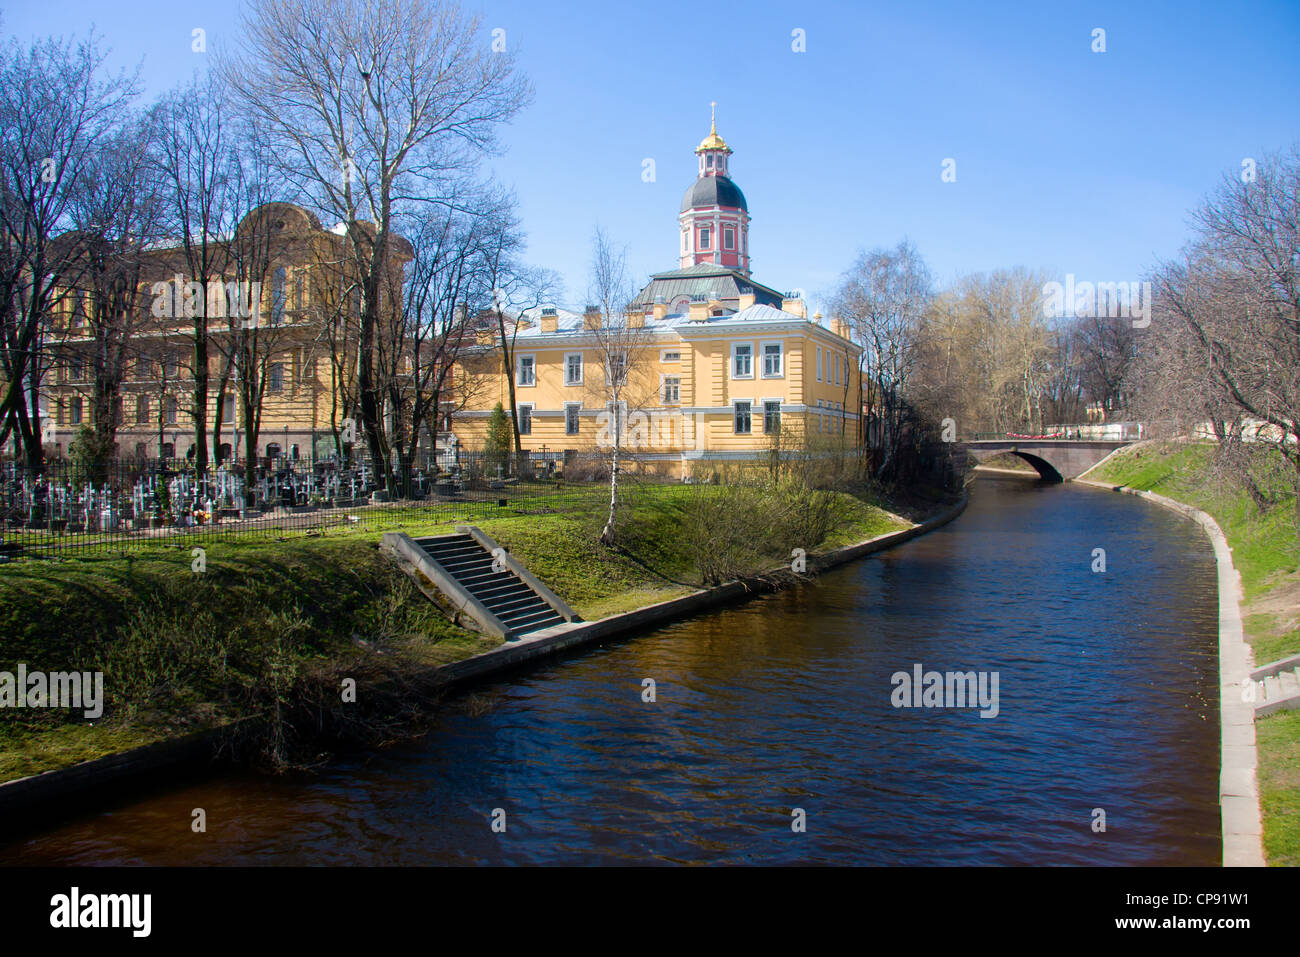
[1086, 440, 1300, 865]
[0, 482, 914, 783]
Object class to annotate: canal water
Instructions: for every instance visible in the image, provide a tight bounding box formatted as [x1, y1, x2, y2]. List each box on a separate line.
[2, 475, 1222, 865]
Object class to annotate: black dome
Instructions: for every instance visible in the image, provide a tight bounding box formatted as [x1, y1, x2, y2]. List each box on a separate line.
[681, 175, 747, 213]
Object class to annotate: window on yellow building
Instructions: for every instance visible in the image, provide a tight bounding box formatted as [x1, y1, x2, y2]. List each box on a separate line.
[517, 403, 532, 435]
[761, 342, 783, 377]
[662, 376, 680, 404]
[733, 400, 751, 434]
[731, 343, 753, 378]
[517, 354, 535, 386]
[70, 397, 83, 425]
[268, 363, 284, 392]
[607, 352, 627, 387]
[565, 403, 580, 435]
[764, 401, 781, 434]
[271, 267, 286, 326]
[136, 395, 150, 425]
[564, 353, 582, 385]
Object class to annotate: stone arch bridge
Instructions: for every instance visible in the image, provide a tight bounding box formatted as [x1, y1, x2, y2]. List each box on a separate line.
[960, 439, 1133, 482]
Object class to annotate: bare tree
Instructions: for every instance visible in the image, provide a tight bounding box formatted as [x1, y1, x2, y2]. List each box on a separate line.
[1141, 147, 1300, 528]
[60, 118, 163, 479]
[221, 0, 531, 487]
[381, 189, 501, 492]
[831, 240, 932, 479]
[154, 72, 252, 476]
[587, 227, 655, 546]
[478, 202, 560, 457]
[0, 29, 137, 466]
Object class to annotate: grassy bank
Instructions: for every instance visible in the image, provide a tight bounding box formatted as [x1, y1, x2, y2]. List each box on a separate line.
[1086, 440, 1300, 866]
[0, 480, 914, 784]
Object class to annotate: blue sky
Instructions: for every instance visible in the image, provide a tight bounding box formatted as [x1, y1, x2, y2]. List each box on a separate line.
[3, 0, 1298, 315]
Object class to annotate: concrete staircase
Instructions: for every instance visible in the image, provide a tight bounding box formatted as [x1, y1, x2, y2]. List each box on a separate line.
[1251, 653, 1300, 717]
[381, 526, 579, 640]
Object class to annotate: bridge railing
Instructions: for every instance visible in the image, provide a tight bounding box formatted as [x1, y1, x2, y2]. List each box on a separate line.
[965, 423, 1143, 442]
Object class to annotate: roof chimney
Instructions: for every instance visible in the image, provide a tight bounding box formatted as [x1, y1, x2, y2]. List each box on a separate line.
[583, 305, 602, 330]
[540, 306, 558, 333]
[781, 294, 807, 319]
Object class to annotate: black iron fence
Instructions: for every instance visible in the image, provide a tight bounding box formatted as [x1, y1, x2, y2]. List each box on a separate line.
[0, 450, 632, 562]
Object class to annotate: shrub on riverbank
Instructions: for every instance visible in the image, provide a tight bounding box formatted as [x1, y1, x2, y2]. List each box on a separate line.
[0, 537, 494, 778]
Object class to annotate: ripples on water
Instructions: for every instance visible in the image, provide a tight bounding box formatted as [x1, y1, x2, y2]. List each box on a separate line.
[2, 476, 1221, 865]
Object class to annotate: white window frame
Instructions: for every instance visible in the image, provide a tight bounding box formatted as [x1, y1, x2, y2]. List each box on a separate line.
[564, 352, 583, 386]
[660, 349, 681, 363]
[760, 340, 784, 378]
[723, 227, 735, 250]
[731, 342, 754, 379]
[816, 345, 823, 382]
[517, 353, 536, 387]
[733, 399, 752, 435]
[699, 226, 711, 251]
[517, 402, 533, 435]
[661, 375, 681, 405]
[564, 402, 581, 435]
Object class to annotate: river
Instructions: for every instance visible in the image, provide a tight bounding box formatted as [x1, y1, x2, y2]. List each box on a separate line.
[2, 474, 1222, 865]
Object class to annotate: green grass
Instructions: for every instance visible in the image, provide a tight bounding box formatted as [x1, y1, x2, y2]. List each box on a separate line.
[1087, 440, 1300, 865]
[1258, 710, 1300, 867]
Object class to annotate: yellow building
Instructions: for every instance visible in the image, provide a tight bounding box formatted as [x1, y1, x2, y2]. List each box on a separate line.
[42, 203, 411, 464]
[452, 119, 862, 475]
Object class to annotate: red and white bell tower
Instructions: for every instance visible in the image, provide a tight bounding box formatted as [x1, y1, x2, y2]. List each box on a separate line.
[679, 104, 751, 274]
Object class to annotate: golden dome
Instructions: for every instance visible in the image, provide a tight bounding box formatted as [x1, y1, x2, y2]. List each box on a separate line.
[695, 102, 732, 154]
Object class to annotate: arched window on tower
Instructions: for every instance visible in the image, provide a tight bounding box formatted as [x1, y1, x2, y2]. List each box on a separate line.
[271, 266, 287, 326]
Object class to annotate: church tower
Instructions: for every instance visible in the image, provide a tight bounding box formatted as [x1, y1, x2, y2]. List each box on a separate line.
[679, 104, 750, 274]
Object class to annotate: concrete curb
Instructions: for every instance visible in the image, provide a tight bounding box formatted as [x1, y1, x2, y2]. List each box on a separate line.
[0, 492, 970, 823]
[0, 727, 223, 820]
[1075, 478, 1265, 867]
